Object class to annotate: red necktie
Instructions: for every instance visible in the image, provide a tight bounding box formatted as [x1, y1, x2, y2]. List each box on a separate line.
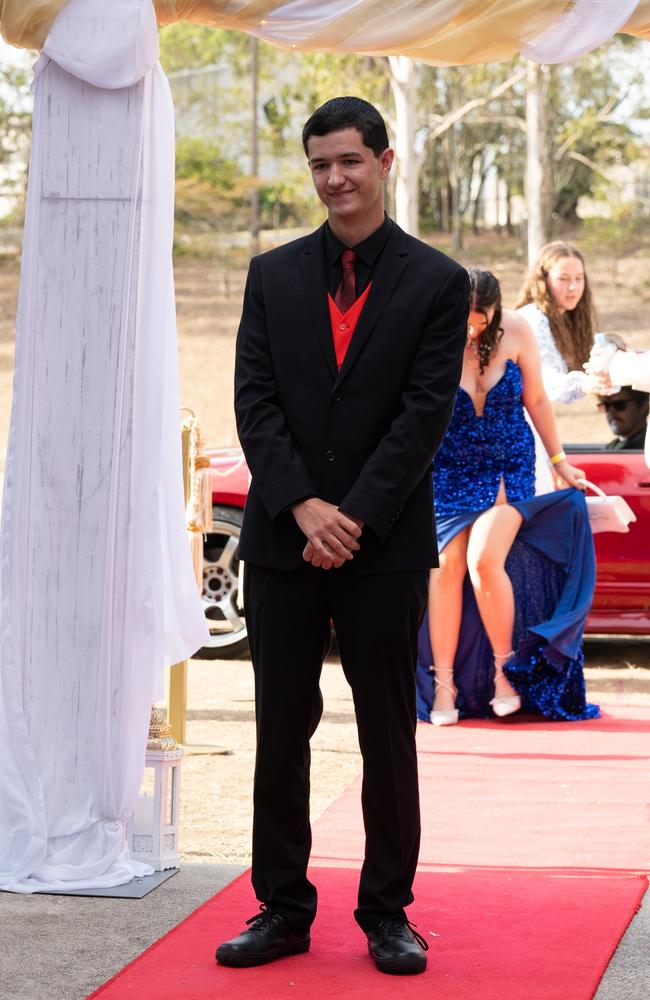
[334, 249, 356, 313]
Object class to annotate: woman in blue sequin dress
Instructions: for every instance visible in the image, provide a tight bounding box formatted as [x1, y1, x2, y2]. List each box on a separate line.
[417, 269, 599, 726]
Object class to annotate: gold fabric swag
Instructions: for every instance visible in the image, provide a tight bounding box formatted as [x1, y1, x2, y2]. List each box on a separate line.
[2, 0, 650, 60]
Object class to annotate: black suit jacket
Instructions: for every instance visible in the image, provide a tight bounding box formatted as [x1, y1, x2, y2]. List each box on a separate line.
[234, 221, 469, 573]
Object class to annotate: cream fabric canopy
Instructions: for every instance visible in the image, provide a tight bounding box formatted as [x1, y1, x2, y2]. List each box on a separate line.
[3, 0, 650, 59]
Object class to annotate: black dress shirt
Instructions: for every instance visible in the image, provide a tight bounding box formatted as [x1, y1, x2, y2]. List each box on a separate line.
[324, 215, 393, 298]
[605, 427, 647, 450]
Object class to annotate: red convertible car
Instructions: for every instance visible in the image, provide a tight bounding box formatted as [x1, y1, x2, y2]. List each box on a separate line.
[197, 444, 650, 658]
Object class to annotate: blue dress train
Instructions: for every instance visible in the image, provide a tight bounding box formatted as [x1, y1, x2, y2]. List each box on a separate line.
[417, 360, 599, 722]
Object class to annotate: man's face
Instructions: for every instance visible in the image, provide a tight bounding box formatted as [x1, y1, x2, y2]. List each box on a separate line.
[306, 128, 393, 225]
[598, 390, 649, 439]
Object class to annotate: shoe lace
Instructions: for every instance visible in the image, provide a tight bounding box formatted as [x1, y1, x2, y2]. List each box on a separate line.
[245, 903, 282, 933]
[378, 918, 430, 952]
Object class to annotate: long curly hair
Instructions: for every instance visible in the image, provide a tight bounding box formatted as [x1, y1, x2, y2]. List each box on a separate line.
[468, 268, 504, 373]
[515, 241, 595, 369]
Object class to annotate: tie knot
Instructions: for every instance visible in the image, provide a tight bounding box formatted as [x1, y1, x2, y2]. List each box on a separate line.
[342, 250, 356, 271]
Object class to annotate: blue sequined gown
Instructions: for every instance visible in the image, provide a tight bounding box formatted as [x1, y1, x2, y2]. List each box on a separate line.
[417, 360, 599, 722]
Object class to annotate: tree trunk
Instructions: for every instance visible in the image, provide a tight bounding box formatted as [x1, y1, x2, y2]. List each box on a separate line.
[525, 60, 551, 265]
[446, 126, 463, 252]
[506, 179, 513, 235]
[250, 36, 260, 257]
[471, 154, 488, 235]
[441, 180, 450, 232]
[388, 55, 419, 236]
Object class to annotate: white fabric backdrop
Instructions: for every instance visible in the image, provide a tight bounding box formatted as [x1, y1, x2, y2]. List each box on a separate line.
[0, 0, 207, 893]
[521, 0, 641, 64]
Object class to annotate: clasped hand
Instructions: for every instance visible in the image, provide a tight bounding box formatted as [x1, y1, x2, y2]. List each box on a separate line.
[292, 498, 363, 570]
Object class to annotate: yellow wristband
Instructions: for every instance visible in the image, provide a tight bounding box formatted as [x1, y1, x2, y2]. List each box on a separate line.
[549, 451, 566, 466]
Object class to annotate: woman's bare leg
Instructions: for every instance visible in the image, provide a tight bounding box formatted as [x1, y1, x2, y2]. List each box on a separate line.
[428, 527, 470, 712]
[466, 504, 523, 700]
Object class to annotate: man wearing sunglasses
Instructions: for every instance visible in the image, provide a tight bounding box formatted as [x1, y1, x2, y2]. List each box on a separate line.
[599, 388, 649, 451]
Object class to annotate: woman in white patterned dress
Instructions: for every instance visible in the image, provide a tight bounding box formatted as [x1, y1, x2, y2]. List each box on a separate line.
[516, 241, 600, 491]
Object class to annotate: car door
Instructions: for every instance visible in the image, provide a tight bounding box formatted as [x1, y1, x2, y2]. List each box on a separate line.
[566, 444, 650, 634]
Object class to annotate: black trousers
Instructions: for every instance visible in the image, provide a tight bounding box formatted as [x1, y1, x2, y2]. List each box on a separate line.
[244, 561, 427, 932]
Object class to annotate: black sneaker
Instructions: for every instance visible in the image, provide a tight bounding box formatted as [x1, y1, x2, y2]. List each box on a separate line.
[366, 918, 429, 975]
[215, 904, 311, 968]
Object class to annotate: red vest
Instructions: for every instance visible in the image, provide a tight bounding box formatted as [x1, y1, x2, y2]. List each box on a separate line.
[327, 283, 372, 370]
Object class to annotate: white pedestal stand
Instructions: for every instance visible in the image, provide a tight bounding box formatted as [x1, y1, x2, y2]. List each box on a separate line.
[127, 748, 184, 871]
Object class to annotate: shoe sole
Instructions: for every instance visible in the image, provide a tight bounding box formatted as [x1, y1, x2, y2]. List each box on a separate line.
[216, 938, 310, 968]
[372, 955, 427, 975]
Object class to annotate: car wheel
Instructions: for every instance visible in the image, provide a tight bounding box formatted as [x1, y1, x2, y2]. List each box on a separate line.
[194, 505, 249, 660]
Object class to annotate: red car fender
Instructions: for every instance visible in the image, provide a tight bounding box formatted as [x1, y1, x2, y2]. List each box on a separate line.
[205, 445, 650, 635]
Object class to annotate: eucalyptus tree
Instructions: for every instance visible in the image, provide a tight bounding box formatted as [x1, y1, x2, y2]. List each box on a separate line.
[0, 62, 33, 221]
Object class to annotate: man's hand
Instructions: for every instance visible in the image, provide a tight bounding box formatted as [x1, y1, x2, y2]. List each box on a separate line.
[582, 371, 612, 395]
[292, 498, 362, 570]
[584, 346, 614, 381]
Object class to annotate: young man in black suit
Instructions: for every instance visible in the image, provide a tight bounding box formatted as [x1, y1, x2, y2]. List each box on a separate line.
[216, 97, 469, 975]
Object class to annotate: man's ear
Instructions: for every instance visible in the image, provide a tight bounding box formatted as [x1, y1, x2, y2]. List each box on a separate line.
[379, 147, 394, 179]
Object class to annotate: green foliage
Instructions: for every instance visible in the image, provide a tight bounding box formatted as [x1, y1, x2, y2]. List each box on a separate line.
[549, 37, 646, 220]
[163, 29, 392, 244]
[0, 62, 32, 222]
[159, 24, 648, 250]
[174, 138, 253, 238]
[581, 206, 646, 285]
[160, 24, 248, 75]
[176, 137, 240, 189]
[418, 59, 527, 238]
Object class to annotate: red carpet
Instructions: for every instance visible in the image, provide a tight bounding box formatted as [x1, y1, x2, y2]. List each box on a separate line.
[312, 706, 650, 872]
[90, 704, 649, 999]
[89, 865, 645, 1000]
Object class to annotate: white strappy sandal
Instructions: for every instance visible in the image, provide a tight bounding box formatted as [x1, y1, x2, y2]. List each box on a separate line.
[489, 651, 521, 718]
[430, 668, 459, 727]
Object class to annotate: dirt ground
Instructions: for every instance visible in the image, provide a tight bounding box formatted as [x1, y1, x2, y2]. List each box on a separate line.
[181, 650, 650, 866]
[1, 235, 650, 865]
[2, 232, 650, 466]
[173, 234, 650, 454]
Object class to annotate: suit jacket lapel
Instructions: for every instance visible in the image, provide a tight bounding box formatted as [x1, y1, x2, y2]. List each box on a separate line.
[300, 226, 337, 379]
[334, 223, 408, 389]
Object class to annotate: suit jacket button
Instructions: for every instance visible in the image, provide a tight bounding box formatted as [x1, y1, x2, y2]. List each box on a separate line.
[325, 450, 335, 462]
[332, 392, 342, 402]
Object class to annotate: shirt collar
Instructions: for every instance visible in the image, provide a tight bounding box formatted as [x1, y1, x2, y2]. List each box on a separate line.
[619, 427, 647, 447]
[324, 215, 393, 268]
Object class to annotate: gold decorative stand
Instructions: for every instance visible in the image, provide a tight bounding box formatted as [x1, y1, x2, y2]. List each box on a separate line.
[168, 413, 231, 756]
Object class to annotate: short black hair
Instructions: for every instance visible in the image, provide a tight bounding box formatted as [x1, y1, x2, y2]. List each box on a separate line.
[302, 97, 389, 157]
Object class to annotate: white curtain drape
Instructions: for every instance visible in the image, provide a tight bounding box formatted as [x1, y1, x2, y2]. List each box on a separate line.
[0, 0, 207, 893]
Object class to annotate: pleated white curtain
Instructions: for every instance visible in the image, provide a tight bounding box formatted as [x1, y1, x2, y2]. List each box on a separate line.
[0, 0, 207, 893]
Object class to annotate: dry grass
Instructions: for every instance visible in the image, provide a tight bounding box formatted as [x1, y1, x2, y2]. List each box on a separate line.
[2, 231, 650, 465]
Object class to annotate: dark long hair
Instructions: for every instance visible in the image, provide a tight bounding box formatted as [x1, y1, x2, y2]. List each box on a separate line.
[468, 268, 504, 373]
[515, 241, 595, 369]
